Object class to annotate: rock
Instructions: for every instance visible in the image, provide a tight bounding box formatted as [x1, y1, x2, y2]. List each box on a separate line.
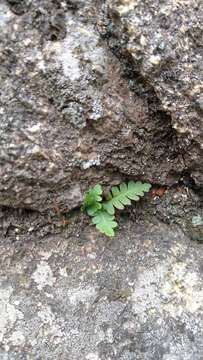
[0, 218, 202, 359]
[104, 0, 203, 187]
[0, 3, 202, 359]
[0, 0, 177, 212]
[0, 0, 202, 213]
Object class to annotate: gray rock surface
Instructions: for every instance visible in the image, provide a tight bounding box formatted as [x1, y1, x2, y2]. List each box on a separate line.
[0, 2, 203, 359]
[0, 218, 203, 359]
[0, 0, 202, 212]
[105, 0, 203, 186]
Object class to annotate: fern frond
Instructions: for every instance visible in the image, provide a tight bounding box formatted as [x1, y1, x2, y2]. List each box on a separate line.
[81, 180, 151, 237]
[91, 210, 118, 237]
[103, 181, 151, 215]
[82, 184, 103, 215]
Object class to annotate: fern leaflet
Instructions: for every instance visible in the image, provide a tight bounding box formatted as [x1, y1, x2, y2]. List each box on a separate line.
[81, 184, 102, 215]
[103, 181, 151, 215]
[91, 210, 118, 237]
[81, 181, 151, 237]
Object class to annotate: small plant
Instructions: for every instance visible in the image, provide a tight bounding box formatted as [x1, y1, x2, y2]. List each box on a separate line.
[82, 181, 151, 237]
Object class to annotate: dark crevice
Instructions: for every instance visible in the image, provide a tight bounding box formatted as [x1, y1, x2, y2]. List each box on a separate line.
[179, 172, 203, 198]
[6, 0, 27, 15]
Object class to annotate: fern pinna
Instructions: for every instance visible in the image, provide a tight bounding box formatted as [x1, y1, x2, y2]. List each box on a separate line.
[82, 181, 151, 237]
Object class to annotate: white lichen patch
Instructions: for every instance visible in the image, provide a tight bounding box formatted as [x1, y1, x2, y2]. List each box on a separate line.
[28, 123, 41, 133]
[31, 261, 56, 291]
[67, 286, 98, 307]
[59, 267, 68, 277]
[58, 41, 81, 80]
[8, 331, 25, 346]
[38, 305, 55, 324]
[43, 17, 107, 83]
[131, 256, 203, 319]
[37, 305, 64, 344]
[82, 157, 101, 170]
[117, 1, 135, 15]
[0, 287, 23, 343]
[131, 264, 164, 317]
[161, 263, 203, 315]
[106, 327, 114, 344]
[38, 250, 52, 260]
[148, 54, 161, 65]
[85, 353, 100, 360]
[44, 36, 80, 81]
[0, 3, 13, 28]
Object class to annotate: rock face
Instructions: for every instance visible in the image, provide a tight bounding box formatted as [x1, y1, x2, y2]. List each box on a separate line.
[0, 2, 202, 358]
[0, 218, 203, 359]
[0, 0, 202, 212]
[105, 0, 203, 186]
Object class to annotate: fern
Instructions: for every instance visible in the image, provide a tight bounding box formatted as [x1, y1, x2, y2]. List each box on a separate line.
[82, 181, 151, 237]
[103, 181, 151, 215]
[81, 184, 102, 216]
[92, 210, 118, 237]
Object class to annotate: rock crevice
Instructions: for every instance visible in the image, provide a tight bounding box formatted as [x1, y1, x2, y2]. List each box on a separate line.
[0, 0, 202, 212]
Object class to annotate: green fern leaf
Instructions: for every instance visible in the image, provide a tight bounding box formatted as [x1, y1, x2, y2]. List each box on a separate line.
[103, 181, 151, 215]
[87, 202, 102, 216]
[91, 210, 118, 237]
[82, 184, 103, 215]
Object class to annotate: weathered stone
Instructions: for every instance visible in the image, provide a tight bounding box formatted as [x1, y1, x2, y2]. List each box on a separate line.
[0, 218, 202, 359]
[104, 0, 203, 187]
[0, 0, 202, 214]
[0, 2, 202, 358]
[0, 0, 192, 213]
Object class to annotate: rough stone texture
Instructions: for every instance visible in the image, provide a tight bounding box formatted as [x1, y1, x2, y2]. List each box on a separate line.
[104, 0, 203, 186]
[0, 0, 203, 360]
[1, 0, 202, 213]
[0, 1, 203, 358]
[0, 218, 203, 359]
